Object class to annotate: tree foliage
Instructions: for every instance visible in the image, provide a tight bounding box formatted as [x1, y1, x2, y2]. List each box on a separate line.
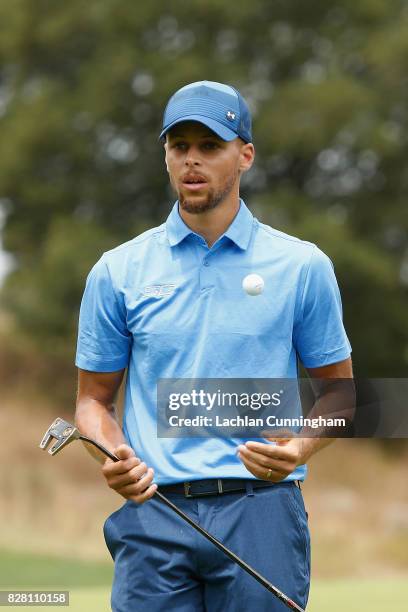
[0, 0, 407, 375]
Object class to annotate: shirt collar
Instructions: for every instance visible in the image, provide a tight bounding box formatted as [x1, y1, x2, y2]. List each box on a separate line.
[166, 202, 195, 246]
[223, 199, 254, 250]
[166, 199, 254, 250]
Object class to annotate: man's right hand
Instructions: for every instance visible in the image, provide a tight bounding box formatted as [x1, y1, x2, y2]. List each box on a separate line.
[101, 444, 157, 504]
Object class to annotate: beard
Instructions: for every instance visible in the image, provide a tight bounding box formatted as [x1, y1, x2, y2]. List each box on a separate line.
[176, 172, 237, 215]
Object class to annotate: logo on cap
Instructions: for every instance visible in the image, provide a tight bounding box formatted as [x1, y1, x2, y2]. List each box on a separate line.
[226, 111, 236, 121]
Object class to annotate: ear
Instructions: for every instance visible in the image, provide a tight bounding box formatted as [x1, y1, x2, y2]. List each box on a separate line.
[164, 142, 170, 173]
[239, 142, 255, 173]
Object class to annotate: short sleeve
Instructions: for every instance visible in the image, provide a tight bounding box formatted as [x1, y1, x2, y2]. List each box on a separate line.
[75, 255, 131, 372]
[293, 247, 352, 368]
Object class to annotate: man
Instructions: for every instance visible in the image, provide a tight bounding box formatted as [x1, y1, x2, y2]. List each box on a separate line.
[75, 81, 352, 611]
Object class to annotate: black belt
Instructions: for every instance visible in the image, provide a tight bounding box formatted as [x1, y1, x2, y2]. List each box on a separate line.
[160, 478, 301, 498]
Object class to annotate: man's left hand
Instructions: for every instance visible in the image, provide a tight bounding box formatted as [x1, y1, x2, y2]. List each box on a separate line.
[237, 437, 305, 482]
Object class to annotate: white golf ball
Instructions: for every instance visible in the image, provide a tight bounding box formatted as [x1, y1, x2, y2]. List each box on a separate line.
[242, 273, 264, 296]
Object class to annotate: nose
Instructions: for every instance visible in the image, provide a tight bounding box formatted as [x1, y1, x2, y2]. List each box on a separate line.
[184, 145, 201, 167]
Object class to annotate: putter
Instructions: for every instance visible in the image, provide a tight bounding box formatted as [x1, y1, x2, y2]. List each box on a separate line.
[40, 417, 305, 612]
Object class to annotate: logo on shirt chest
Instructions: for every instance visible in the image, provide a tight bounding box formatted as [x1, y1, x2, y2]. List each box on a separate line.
[142, 284, 176, 298]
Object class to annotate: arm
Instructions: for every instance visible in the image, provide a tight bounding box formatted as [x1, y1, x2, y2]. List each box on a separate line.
[237, 357, 353, 481]
[75, 368, 127, 463]
[294, 356, 354, 463]
[75, 368, 157, 503]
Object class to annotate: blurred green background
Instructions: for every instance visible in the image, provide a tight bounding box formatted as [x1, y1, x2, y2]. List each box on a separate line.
[0, 1, 407, 610]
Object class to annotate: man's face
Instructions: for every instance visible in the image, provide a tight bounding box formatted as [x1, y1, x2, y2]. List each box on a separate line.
[165, 121, 252, 214]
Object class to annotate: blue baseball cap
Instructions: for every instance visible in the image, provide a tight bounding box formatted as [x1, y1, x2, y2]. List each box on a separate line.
[160, 80, 252, 143]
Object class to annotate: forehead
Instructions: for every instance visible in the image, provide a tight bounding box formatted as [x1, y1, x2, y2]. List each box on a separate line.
[166, 121, 223, 140]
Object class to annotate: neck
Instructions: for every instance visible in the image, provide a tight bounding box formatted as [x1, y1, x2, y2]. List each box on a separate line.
[179, 191, 240, 247]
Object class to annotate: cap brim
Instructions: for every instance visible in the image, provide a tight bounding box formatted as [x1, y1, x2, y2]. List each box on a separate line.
[159, 115, 237, 142]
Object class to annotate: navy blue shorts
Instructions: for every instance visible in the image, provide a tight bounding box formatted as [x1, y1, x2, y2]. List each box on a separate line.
[103, 481, 310, 611]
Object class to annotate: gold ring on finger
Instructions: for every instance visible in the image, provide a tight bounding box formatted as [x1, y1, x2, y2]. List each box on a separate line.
[266, 468, 273, 480]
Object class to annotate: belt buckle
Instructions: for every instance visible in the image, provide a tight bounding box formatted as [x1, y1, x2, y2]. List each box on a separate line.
[184, 482, 192, 498]
[184, 480, 224, 498]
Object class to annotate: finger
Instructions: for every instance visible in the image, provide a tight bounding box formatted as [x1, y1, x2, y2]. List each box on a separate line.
[130, 483, 158, 505]
[119, 468, 155, 496]
[107, 463, 147, 489]
[243, 451, 294, 478]
[260, 428, 295, 442]
[103, 455, 141, 477]
[238, 445, 284, 470]
[106, 461, 147, 488]
[243, 441, 294, 461]
[133, 467, 155, 494]
[114, 444, 136, 460]
[237, 452, 284, 482]
[238, 452, 284, 482]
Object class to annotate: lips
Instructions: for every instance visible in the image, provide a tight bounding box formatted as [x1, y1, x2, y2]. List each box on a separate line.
[181, 173, 208, 191]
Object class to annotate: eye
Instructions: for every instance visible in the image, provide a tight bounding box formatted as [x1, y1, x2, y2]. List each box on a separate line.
[202, 141, 219, 150]
[172, 141, 188, 150]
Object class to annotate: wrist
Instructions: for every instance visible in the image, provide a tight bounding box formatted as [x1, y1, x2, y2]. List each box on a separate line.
[296, 436, 335, 466]
[295, 438, 305, 465]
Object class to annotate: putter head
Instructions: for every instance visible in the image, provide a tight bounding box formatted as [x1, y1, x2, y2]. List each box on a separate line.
[39, 417, 81, 456]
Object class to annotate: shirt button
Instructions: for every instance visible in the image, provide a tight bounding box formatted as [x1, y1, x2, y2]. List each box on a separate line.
[203, 260, 210, 267]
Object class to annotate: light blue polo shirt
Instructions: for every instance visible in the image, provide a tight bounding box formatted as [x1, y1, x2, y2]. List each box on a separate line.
[76, 200, 351, 484]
